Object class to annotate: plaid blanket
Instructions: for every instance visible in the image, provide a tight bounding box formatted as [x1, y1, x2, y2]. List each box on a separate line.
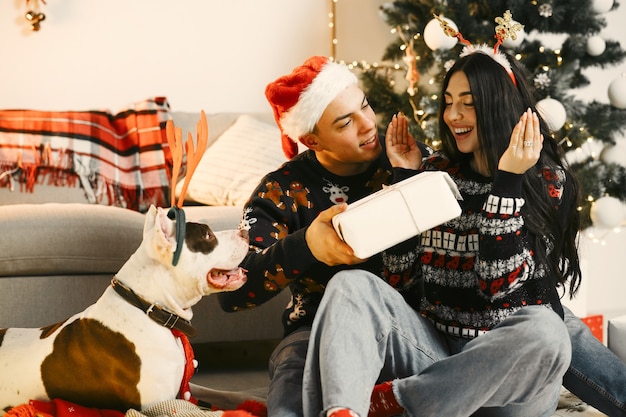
[0, 97, 173, 212]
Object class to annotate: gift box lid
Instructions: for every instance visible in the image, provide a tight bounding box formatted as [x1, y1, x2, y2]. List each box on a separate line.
[332, 170, 462, 259]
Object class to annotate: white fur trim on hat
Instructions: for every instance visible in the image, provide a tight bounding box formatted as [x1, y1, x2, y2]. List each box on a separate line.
[280, 61, 358, 141]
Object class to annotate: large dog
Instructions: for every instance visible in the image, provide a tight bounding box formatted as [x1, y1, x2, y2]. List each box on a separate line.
[0, 205, 248, 413]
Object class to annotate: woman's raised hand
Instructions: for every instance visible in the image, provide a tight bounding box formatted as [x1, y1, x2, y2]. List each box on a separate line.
[385, 112, 422, 170]
[498, 108, 544, 174]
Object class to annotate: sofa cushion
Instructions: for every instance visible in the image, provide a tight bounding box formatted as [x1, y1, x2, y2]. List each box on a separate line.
[0, 203, 145, 277]
[177, 114, 286, 206]
[170, 112, 240, 149]
[170, 112, 276, 151]
[183, 205, 243, 231]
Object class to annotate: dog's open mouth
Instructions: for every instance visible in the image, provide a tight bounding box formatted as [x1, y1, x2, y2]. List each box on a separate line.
[207, 267, 247, 290]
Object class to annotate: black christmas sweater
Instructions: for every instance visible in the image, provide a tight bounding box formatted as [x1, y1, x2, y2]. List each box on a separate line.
[384, 152, 568, 338]
[218, 147, 402, 335]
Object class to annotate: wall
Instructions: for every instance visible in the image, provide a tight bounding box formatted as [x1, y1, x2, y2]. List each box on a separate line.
[2, 0, 623, 126]
[579, 228, 626, 319]
[1, 0, 625, 317]
[0, 0, 329, 113]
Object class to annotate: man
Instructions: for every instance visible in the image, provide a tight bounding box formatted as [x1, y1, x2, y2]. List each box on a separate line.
[218, 56, 626, 417]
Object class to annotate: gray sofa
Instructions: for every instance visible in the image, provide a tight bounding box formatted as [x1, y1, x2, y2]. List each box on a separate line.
[0, 203, 289, 346]
[0, 110, 291, 405]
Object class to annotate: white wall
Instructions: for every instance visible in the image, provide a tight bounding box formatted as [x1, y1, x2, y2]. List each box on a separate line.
[3, 0, 623, 120]
[333, 0, 396, 64]
[0, 0, 329, 113]
[579, 228, 626, 318]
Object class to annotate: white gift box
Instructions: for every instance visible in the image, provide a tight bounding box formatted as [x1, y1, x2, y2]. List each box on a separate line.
[332, 171, 462, 259]
[608, 314, 626, 363]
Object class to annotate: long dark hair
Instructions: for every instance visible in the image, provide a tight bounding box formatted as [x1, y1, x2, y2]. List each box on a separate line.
[438, 51, 582, 297]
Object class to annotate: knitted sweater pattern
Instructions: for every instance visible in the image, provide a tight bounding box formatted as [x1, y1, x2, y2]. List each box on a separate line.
[386, 153, 567, 336]
[217, 148, 395, 335]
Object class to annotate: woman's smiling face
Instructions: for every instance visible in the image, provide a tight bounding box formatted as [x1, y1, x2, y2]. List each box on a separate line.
[443, 71, 479, 155]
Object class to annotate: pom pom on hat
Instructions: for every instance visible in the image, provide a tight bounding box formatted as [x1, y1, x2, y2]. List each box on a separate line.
[265, 56, 358, 159]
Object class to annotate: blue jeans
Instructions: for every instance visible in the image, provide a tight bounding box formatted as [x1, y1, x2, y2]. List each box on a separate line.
[563, 306, 626, 416]
[301, 270, 570, 417]
[267, 326, 311, 417]
[266, 273, 626, 417]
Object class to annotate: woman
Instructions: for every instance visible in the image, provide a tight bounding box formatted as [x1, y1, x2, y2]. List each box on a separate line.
[301, 50, 582, 417]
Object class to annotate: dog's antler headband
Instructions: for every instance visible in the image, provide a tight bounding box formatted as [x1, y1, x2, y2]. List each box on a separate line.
[165, 111, 209, 266]
[435, 10, 523, 85]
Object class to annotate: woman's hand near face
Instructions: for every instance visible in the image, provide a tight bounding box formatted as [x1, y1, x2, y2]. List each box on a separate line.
[498, 108, 544, 174]
[385, 112, 422, 170]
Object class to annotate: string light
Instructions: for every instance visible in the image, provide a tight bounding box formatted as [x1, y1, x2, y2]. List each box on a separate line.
[329, 0, 408, 72]
[554, 49, 563, 65]
[585, 227, 622, 245]
[329, 0, 337, 59]
[330, 2, 437, 136]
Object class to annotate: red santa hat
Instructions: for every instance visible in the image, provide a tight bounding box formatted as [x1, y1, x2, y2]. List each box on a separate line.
[265, 56, 358, 159]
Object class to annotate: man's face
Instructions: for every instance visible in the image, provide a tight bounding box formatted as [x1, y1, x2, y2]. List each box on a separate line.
[306, 84, 381, 176]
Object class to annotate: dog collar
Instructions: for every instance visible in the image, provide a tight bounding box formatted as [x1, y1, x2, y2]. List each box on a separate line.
[111, 278, 197, 337]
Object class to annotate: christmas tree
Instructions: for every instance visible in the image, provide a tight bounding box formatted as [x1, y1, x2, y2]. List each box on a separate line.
[356, 0, 626, 229]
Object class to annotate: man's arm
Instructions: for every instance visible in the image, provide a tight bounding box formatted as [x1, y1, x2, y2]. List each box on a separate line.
[218, 178, 317, 311]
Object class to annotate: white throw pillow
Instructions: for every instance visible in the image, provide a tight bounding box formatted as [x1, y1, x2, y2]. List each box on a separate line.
[179, 114, 287, 206]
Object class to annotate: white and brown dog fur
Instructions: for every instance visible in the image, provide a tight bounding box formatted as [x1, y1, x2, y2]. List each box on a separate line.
[0, 205, 248, 413]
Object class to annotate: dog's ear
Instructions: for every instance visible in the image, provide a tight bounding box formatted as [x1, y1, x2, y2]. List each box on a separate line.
[143, 205, 178, 261]
[143, 205, 159, 236]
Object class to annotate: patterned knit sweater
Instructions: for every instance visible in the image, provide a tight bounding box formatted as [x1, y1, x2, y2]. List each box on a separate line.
[217, 147, 396, 335]
[218, 145, 566, 338]
[386, 153, 567, 338]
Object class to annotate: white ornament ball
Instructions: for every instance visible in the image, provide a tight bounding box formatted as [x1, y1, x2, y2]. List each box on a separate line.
[592, 0, 614, 13]
[600, 142, 626, 166]
[608, 76, 626, 109]
[423, 17, 458, 51]
[586, 35, 606, 56]
[536, 97, 567, 131]
[590, 196, 624, 229]
[502, 20, 525, 49]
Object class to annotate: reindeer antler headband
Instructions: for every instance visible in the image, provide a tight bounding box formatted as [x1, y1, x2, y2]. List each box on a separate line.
[165, 111, 209, 266]
[435, 10, 524, 85]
